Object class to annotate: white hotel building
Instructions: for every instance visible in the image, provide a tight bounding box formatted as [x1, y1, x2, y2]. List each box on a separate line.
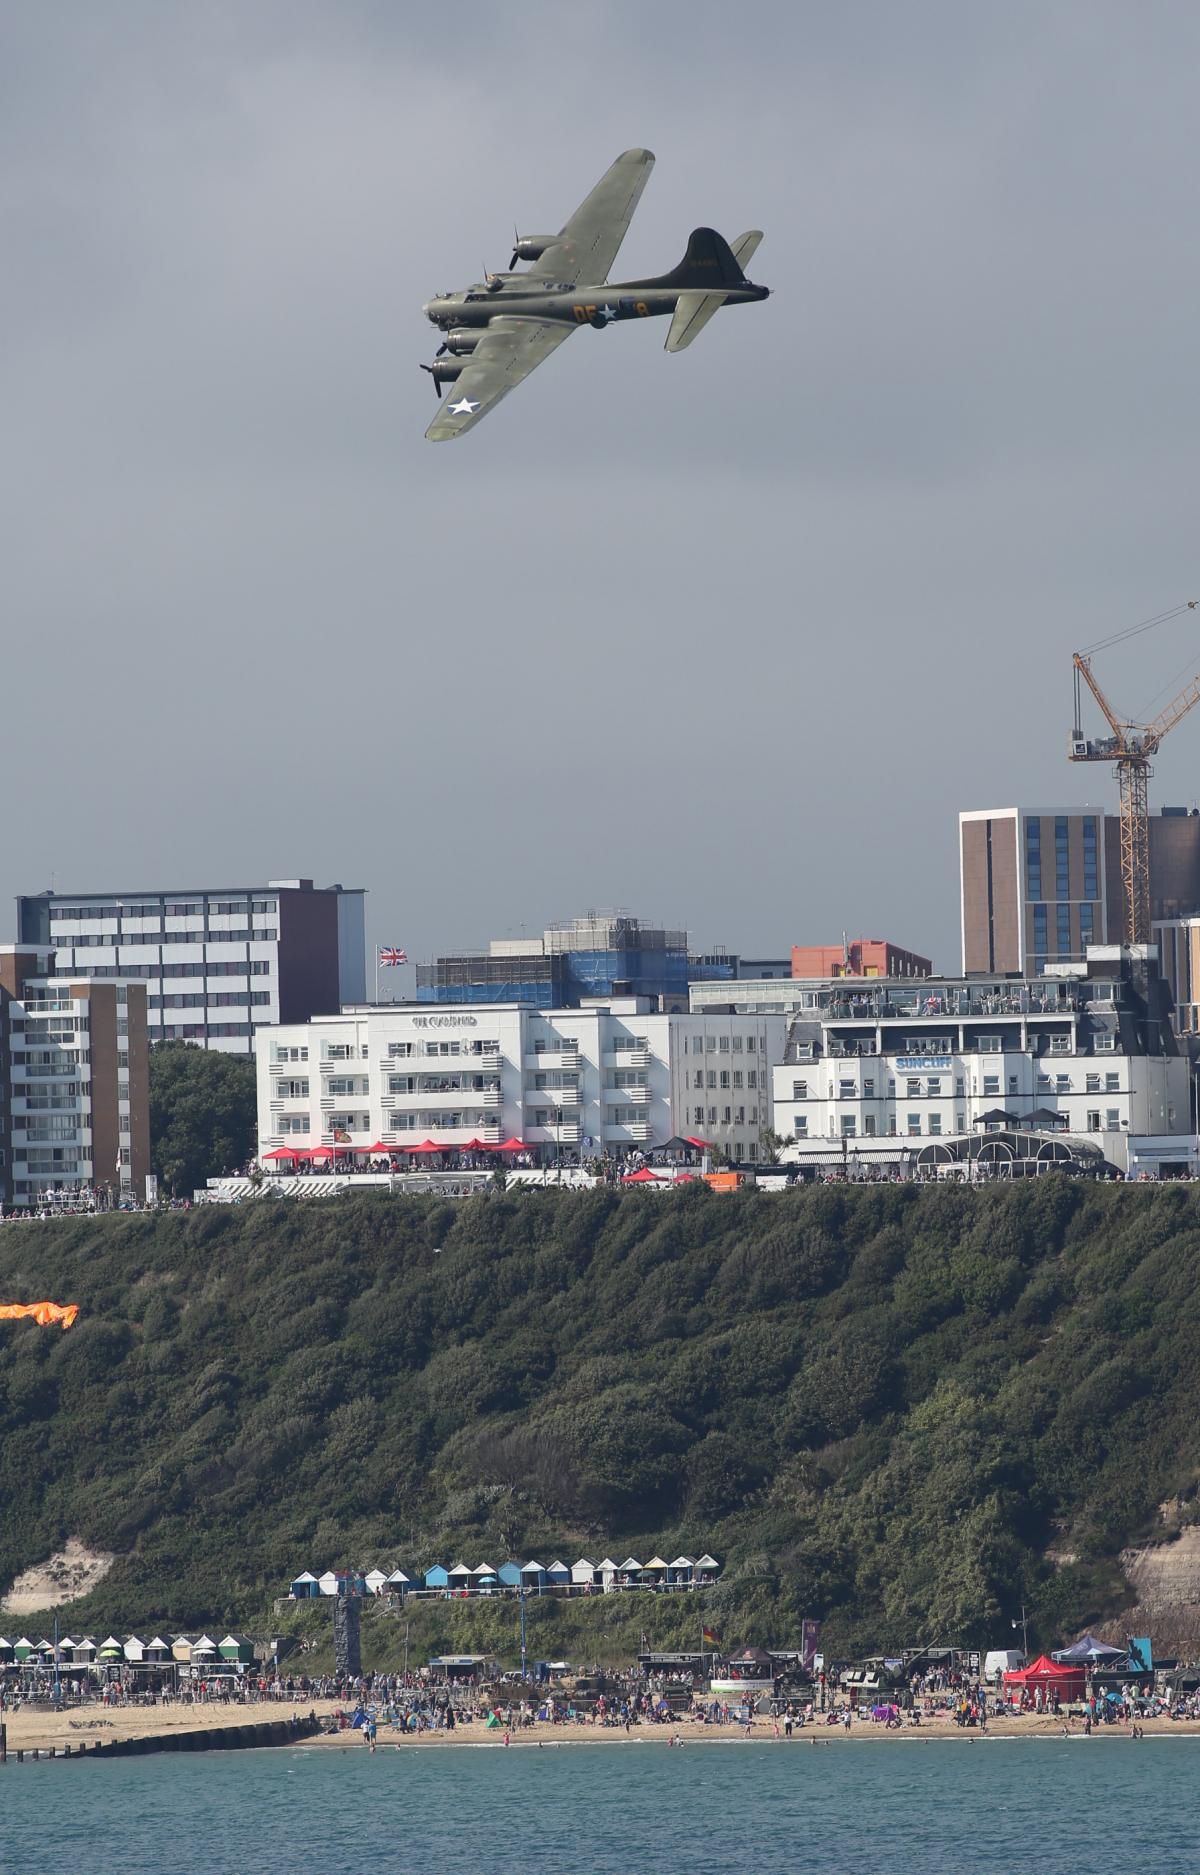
[770, 948, 1190, 1176]
[257, 1000, 788, 1164]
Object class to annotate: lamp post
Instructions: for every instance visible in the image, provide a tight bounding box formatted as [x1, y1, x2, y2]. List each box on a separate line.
[1012, 1603, 1029, 1658]
[518, 1588, 528, 1681]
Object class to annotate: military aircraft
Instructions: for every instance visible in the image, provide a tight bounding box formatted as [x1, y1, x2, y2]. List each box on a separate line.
[420, 148, 768, 440]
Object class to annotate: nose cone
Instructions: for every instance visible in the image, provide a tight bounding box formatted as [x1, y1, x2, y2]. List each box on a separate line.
[423, 299, 439, 322]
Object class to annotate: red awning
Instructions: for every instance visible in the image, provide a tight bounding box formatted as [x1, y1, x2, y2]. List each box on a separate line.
[405, 1139, 446, 1153]
[460, 1138, 492, 1152]
[686, 1136, 715, 1150]
[307, 1146, 335, 1159]
[362, 1142, 393, 1155]
[622, 1167, 665, 1184]
[262, 1147, 300, 1160]
[496, 1137, 529, 1152]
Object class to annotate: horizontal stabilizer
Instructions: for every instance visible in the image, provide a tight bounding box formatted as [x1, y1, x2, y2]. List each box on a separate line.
[729, 230, 763, 273]
[665, 290, 728, 352]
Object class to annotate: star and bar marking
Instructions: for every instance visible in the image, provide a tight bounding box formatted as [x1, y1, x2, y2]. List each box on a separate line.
[448, 396, 481, 415]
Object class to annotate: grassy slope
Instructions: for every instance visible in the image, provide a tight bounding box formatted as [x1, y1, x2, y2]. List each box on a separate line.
[2, 1181, 1200, 1662]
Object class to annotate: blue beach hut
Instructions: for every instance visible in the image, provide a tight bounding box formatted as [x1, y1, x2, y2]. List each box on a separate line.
[498, 1562, 523, 1588]
[290, 1571, 320, 1599]
[425, 1564, 450, 1590]
[547, 1560, 570, 1591]
[520, 1560, 547, 1594]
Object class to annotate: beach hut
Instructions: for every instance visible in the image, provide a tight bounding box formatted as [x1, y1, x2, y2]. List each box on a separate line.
[290, 1571, 320, 1599]
[472, 1564, 499, 1591]
[694, 1553, 721, 1581]
[424, 1564, 450, 1590]
[520, 1560, 547, 1594]
[546, 1560, 571, 1591]
[143, 1636, 172, 1664]
[618, 1557, 644, 1586]
[571, 1559, 596, 1589]
[123, 1636, 146, 1663]
[643, 1556, 670, 1585]
[597, 1557, 619, 1591]
[219, 1635, 256, 1664]
[0, 1637, 12, 1663]
[386, 1569, 411, 1595]
[12, 1638, 35, 1663]
[190, 1636, 219, 1667]
[97, 1636, 125, 1663]
[317, 1571, 340, 1597]
[498, 1562, 523, 1588]
[669, 1555, 695, 1586]
[71, 1636, 97, 1665]
[448, 1562, 474, 1594]
[364, 1569, 389, 1596]
[172, 1637, 195, 1664]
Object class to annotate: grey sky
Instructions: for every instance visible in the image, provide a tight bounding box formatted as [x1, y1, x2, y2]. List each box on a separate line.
[5, 1, 1200, 977]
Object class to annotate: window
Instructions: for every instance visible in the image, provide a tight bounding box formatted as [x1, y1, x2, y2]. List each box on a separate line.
[1095, 1033, 1116, 1052]
[746, 1036, 757, 1052]
[1105, 1072, 1120, 1093]
[907, 1078, 921, 1097]
[927, 1077, 942, 1095]
[732, 1070, 743, 1088]
[278, 1079, 309, 1099]
[387, 1042, 414, 1058]
[956, 1112, 965, 1131]
[795, 1115, 808, 1136]
[746, 1070, 758, 1089]
[735, 1106, 745, 1124]
[1086, 1073, 1100, 1093]
[978, 1035, 1002, 1053]
[718, 1035, 729, 1054]
[693, 1107, 704, 1125]
[792, 1079, 808, 1099]
[732, 1035, 743, 1053]
[839, 1078, 855, 1098]
[1056, 902, 1072, 958]
[693, 1069, 703, 1089]
[1048, 1034, 1070, 1054]
[1025, 817, 1042, 898]
[955, 1077, 965, 1096]
[983, 1075, 1000, 1096]
[722, 1106, 731, 1124]
[1106, 1108, 1120, 1131]
[706, 1069, 716, 1089]
[278, 1113, 309, 1134]
[1055, 1074, 1070, 1093]
[1087, 1110, 1101, 1131]
[1033, 903, 1048, 966]
[1007, 1075, 1018, 1094]
[1079, 902, 1094, 951]
[1055, 816, 1070, 902]
[864, 1077, 875, 1096]
[906, 1114, 921, 1135]
[388, 1111, 416, 1130]
[864, 1115, 877, 1136]
[841, 1116, 857, 1137]
[705, 1036, 716, 1053]
[719, 1070, 730, 1089]
[1083, 817, 1098, 899]
[929, 1114, 942, 1135]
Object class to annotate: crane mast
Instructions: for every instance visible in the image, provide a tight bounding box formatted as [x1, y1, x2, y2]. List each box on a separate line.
[1068, 603, 1200, 947]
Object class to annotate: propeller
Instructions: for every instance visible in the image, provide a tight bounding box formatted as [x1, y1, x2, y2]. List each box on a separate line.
[419, 363, 443, 401]
[509, 224, 520, 270]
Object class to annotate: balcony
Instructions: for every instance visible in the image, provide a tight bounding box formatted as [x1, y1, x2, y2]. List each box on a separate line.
[524, 1083, 581, 1107]
[604, 1119, 652, 1142]
[418, 1082, 503, 1106]
[524, 1047, 579, 1072]
[603, 1083, 650, 1105]
[604, 1048, 649, 1070]
[529, 1119, 581, 1144]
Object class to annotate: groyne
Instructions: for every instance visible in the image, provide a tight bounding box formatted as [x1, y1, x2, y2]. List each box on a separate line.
[1, 1712, 320, 1763]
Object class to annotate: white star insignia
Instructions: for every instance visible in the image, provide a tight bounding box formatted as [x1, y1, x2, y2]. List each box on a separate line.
[448, 396, 481, 415]
[597, 304, 617, 323]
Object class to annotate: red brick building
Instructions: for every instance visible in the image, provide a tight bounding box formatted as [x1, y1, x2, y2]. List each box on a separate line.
[790, 939, 932, 979]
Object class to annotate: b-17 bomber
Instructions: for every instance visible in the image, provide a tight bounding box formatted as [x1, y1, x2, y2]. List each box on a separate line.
[420, 148, 768, 440]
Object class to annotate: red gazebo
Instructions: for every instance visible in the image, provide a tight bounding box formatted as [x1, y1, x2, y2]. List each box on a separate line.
[496, 1137, 529, 1153]
[1002, 1655, 1085, 1700]
[262, 1147, 301, 1162]
[622, 1167, 665, 1184]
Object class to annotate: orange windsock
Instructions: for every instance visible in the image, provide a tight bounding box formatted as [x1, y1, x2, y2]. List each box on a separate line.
[0, 1302, 80, 1330]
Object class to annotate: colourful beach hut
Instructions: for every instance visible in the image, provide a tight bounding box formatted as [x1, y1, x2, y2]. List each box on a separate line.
[386, 1569, 411, 1594]
[12, 1637, 35, 1663]
[498, 1562, 523, 1588]
[425, 1564, 450, 1590]
[448, 1562, 474, 1592]
[643, 1556, 670, 1585]
[172, 1637, 195, 1664]
[219, 1634, 256, 1663]
[71, 1636, 97, 1664]
[472, 1564, 499, 1590]
[520, 1560, 547, 1594]
[143, 1636, 172, 1664]
[546, 1560, 571, 1591]
[618, 1556, 644, 1585]
[290, 1571, 320, 1599]
[571, 1559, 596, 1588]
[190, 1635, 219, 1666]
[669, 1555, 694, 1585]
[364, 1569, 389, 1596]
[97, 1636, 125, 1663]
[694, 1553, 721, 1581]
[0, 1638, 12, 1663]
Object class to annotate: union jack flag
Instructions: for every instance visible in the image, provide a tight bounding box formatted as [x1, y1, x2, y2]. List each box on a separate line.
[378, 946, 408, 967]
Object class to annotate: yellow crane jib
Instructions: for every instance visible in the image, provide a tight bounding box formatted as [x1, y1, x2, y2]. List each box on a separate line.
[1068, 601, 1200, 948]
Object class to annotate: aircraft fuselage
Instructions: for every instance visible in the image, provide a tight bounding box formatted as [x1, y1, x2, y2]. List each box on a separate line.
[423, 277, 769, 331]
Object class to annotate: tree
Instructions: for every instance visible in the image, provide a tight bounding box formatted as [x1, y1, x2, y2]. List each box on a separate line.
[149, 1042, 257, 1195]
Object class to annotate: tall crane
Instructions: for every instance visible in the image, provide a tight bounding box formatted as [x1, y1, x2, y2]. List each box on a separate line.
[1068, 601, 1200, 947]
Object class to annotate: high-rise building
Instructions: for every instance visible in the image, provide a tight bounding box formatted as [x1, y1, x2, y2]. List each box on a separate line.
[15, 879, 366, 1054]
[415, 912, 731, 1011]
[0, 945, 151, 1211]
[959, 807, 1200, 975]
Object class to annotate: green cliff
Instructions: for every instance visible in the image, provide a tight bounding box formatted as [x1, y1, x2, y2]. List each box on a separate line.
[2, 1180, 1199, 1657]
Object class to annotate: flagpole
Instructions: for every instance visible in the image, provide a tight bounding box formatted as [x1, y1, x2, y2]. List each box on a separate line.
[375, 944, 380, 1006]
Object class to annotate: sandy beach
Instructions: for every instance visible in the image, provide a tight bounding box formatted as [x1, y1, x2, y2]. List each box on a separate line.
[4, 1701, 1199, 1757]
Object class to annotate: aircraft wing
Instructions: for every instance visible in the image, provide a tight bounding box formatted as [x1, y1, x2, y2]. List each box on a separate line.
[529, 148, 655, 284]
[425, 317, 575, 440]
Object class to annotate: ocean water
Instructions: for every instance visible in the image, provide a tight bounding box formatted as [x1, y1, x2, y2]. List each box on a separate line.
[3, 1736, 1196, 1874]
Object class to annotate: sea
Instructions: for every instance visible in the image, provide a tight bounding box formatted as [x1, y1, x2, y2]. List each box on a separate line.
[4, 1736, 1196, 1874]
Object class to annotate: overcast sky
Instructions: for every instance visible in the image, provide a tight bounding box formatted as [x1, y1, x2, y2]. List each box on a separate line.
[5, 1, 1200, 978]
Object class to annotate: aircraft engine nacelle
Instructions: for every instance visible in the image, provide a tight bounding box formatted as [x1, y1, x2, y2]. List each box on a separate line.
[511, 234, 555, 262]
[442, 329, 482, 355]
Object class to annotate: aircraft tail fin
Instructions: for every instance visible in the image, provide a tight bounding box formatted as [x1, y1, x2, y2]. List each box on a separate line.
[665, 290, 729, 352]
[729, 230, 764, 273]
[658, 226, 747, 290]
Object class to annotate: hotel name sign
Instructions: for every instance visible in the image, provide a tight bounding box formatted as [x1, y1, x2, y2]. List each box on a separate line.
[411, 1015, 479, 1029]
